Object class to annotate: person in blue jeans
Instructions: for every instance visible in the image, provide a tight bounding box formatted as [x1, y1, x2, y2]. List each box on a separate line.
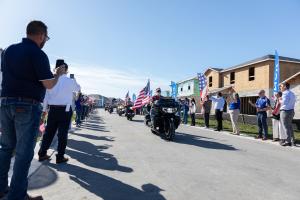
[249, 90, 271, 140]
[183, 98, 190, 124]
[0, 21, 63, 200]
[75, 92, 83, 127]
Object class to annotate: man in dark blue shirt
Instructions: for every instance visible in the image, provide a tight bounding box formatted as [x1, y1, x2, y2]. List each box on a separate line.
[0, 21, 64, 200]
[249, 90, 271, 140]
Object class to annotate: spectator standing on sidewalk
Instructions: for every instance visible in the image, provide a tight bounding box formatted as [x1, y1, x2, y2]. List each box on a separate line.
[271, 91, 285, 143]
[202, 95, 212, 128]
[279, 82, 296, 146]
[38, 61, 81, 164]
[0, 21, 64, 200]
[249, 90, 271, 140]
[210, 92, 225, 131]
[227, 92, 241, 135]
[75, 92, 83, 127]
[183, 98, 189, 124]
[190, 98, 196, 126]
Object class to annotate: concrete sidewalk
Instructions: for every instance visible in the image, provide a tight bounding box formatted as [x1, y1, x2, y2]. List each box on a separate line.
[5, 134, 58, 184]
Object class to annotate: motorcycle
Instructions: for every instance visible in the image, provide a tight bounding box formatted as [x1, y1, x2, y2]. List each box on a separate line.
[108, 106, 113, 114]
[125, 106, 135, 121]
[117, 106, 125, 116]
[145, 97, 180, 141]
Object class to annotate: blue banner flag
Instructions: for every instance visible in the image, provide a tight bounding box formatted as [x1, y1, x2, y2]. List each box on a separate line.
[132, 93, 136, 102]
[273, 50, 280, 94]
[170, 81, 177, 99]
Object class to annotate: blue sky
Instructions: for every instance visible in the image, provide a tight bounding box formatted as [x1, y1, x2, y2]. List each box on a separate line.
[1, 0, 300, 98]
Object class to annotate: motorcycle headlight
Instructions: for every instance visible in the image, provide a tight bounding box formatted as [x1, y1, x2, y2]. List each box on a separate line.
[162, 107, 177, 113]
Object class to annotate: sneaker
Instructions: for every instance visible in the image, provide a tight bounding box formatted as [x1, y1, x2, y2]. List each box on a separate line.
[255, 135, 263, 139]
[25, 194, 44, 200]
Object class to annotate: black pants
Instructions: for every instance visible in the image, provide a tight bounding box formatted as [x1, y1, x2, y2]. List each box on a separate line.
[215, 109, 223, 131]
[190, 113, 195, 126]
[204, 113, 210, 128]
[39, 107, 73, 159]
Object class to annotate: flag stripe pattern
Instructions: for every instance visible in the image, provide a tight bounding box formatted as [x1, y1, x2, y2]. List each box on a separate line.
[133, 80, 150, 109]
[198, 73, 208, 99]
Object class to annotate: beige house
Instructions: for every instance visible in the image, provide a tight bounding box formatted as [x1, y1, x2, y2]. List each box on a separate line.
[205, 55, 300, 115]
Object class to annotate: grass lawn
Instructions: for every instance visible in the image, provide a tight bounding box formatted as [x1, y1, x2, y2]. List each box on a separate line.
[188, 117, 300, 143]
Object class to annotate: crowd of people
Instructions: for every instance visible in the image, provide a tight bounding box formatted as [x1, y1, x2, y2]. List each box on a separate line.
[75, 93, 95, 127]
[197, 83, 296, 147]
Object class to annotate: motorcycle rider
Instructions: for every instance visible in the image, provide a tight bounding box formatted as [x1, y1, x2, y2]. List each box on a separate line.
[125, 97, 133, 116]
[150, 88, 163, 130]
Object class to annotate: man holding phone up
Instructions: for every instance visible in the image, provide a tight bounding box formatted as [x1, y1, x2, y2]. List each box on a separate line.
[38, 60, 81, 164]
[0, 21, 64, 200]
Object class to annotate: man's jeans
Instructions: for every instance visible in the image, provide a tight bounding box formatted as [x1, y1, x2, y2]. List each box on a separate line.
[0, 99, 42, 200]
[257, 111, 268, 138]
[183, 112, 188, 124]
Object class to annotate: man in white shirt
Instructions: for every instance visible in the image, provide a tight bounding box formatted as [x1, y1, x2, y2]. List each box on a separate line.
[210, 92, 225, 131]
[279, 82, 296, 146]
[38, 61, 81, 163]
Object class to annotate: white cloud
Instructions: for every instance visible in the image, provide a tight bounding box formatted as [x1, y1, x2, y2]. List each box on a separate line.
[66, 62, 171, 98]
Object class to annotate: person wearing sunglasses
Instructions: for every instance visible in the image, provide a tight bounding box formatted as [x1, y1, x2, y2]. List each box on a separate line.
[0, 20, 64, 200]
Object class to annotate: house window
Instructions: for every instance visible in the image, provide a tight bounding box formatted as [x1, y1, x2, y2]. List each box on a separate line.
[230, 72, 235, 84]
[249, 67, 255, 81]
[209, 76, 213, 87]
[188, 85, 191, 90]
[180, 87, 183, 92]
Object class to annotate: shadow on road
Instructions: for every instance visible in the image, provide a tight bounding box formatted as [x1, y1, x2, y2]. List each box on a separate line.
[131, 119, 144, 123]
[47, 163, 166, 200]
[28, 165, 58, 190]
[71, 132, 114, 141]
[66, 139, 132, 172]
[79, 123, 110, 132]
[85, 119, 104, 124]
[174, 132, 237, 151]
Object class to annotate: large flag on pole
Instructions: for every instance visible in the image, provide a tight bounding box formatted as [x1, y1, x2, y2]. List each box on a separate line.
[142, 80, 151, 105]
[170, 81, 177, 99]
[133, 80, 150, 109]
[125, 91, 129, 104]
[273, 50, 280, 94]
[198, 73, 208, 100]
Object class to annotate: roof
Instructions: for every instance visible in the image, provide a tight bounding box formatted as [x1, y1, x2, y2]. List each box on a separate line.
[208, 85, 233, 94]
[222, 55, 300, 73]
[211, 67, 223, 71]
[204, 67, 223, 75]
[281, 71, 300, 83]
[177, 76, 197, 84]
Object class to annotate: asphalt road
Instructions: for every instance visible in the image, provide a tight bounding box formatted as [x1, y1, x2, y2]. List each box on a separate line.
[29, 109, 300, 200]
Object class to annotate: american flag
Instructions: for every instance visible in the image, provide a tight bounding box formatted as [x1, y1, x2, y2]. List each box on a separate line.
[133, 80, 150, 109]
[125, 91, 129, 103]
[198, 73, 208, 100]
